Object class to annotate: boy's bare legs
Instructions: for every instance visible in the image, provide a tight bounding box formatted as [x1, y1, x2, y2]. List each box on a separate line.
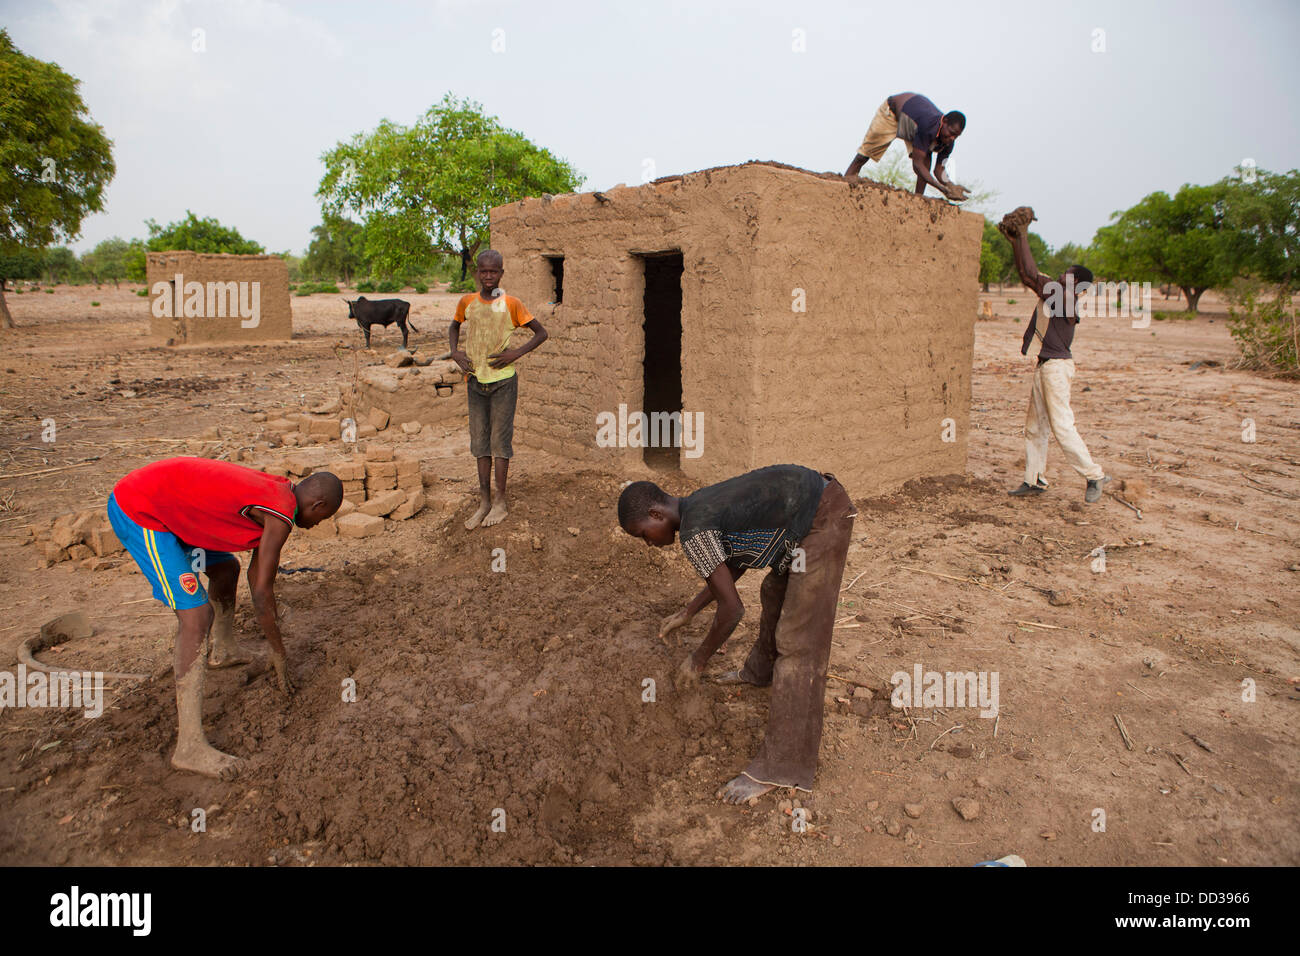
[171, 603, 243, 779]
[482, 457, 509, 527]
[466, 456, 493, 529]
[206, 560, 248, 668]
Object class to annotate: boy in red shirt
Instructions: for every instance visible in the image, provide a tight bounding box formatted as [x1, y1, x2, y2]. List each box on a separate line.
[108, 457, 342, 779]
[449, 249, 548, 529]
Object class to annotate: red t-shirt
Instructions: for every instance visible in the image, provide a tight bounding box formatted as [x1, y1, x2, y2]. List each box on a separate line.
[113, 458, 297, 552]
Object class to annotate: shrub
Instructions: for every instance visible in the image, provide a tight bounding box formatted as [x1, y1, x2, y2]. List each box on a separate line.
[376, 278, 400, 293]
[413, 282, 429, 294]
[448, 277, 476, 294]
[1007, 298, 1017, 305]
[1227, 285, 1297, 377]
[136, 288, 149, 297]
[91, 301, 100, 306]
[356, 280, 376, 293]
[46, 288, 55, 294]
[314, 282, 340, 294]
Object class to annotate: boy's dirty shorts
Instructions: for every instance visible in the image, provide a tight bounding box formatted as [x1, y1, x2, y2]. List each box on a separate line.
[106, 493, 238, 610]
[466, 373, 518, 459]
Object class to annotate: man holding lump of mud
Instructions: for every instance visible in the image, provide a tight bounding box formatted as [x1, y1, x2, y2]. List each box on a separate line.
[618, 465, 856, 805]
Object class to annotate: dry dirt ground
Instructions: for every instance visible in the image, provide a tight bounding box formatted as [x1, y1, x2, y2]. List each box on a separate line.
[0, 283, 1296, 866]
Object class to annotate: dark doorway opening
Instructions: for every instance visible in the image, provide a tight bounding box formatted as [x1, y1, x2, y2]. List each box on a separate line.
[545, 256, 564, 304]
[640, 252, 683, 470]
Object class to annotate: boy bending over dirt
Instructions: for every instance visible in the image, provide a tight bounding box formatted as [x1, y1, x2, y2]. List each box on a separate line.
[107, 457, 341, 779]
[449, 249, 548, 530]
[618, 465, 856, 804]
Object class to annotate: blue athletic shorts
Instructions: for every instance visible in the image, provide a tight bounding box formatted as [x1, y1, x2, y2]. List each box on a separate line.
[106, 493, 238, 610]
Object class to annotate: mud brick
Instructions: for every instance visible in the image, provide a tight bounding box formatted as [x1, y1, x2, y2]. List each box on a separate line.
[264, 465, 290, 478]
[389, 491, 425, 521]
[357, 424, 378, 439]
[305, 517, 337, 538]
[88, 527, 123, 556]
[364, 443, 395, 462]
[395, 458, 421, 477]
[366, 474, 397, 493]
[81, 556, 120, 572]
[307, 417, 341, 439]
[338, 513, 384, 538]
[359, 489, 406, 517]
[368, 407, 390, 431]
[336, 498, 357, 517]
[400, 421, 421, 435]
[67, 544, 93, 561]
[341, 478, 366, 493]
[398, 474, 422, 492]
[285, 455, 315, 477]
[333, 461, 365, 481]
[265, 418, 295, 432]
[365, 461, 397, 479]
[39, 541, 68, 563]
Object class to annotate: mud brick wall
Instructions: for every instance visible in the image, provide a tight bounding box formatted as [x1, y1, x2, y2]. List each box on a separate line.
[341, 362, 467, 431]
[490, 161, 982, 494]
[145, 252, 291, 344]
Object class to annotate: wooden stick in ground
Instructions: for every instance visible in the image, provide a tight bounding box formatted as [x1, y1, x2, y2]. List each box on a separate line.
[1114, 714, 1135, 751]
[929, 723, 963, 750]
[1107, 490, 1143, 518]
[0, 458, 101, 480]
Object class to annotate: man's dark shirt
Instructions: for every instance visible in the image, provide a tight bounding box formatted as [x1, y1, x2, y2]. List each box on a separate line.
[678, 465, 828, 579]
[1022, 287, 1079, 362]
[896, 93, 954, 163]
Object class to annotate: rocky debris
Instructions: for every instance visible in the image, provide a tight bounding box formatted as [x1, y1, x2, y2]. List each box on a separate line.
[28, 509, 124, 567]
[384, 349, 414, 368]
[904, 803, 924, 819]
[400, 421, 421, 435]
[952, 797, 981, 821]
[368, 407, 390, 431]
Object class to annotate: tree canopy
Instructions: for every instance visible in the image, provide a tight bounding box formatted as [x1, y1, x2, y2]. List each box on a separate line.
[318, 95, 583, 279]
[0, 28, 115, 325]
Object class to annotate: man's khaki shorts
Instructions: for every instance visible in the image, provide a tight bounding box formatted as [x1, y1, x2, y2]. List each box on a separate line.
[857, 99, 912, 161]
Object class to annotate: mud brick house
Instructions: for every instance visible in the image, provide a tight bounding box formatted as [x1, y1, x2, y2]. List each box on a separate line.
[146, 252, 292, 344]
[488, 161, 982, 494]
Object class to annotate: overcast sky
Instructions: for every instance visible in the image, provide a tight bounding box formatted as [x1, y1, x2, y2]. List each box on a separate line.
[4, 0, 1297, 254]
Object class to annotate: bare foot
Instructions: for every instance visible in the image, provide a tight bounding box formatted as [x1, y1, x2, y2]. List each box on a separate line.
[711, 669, 767, 687]
[717, 773, 777, 805]
[171, 743, 244, 780]
[465, 498, 490, 530]
[481, 497, 508, 527]
[208, 648, 251, 668]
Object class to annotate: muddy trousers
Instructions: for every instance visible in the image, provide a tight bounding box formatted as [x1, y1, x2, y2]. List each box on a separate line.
[1024, 358, 1104, 484]
[737, 478, 855, 791]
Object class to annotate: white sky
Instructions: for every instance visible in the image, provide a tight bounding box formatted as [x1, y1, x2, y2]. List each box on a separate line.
[4, 0, 1297, 254]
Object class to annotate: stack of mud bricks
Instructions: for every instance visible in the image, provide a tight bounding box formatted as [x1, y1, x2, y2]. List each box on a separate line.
[145, 251, 291, 345]
[285, 443, 425, 540]
[339, 359, 467, 436]
[24, 510, 125, 570]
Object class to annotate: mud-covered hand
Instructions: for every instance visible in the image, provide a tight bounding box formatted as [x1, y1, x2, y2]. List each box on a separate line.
[657, 607, 693, 642]
[269, 649, 296, 697]
[674, 654, 702, 691]
[944, 182, 971, 202]
[1000, 205, 1037, 236]
[450, 349, 473, 374]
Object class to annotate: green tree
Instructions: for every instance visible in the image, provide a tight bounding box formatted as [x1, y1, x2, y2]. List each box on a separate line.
[1042, 241, 1087, 280]
[0, 29, 115, 327]
[42, 245, 79, 284]
[1222, 167, 1300, 290]
[145, 210, 264, 255]
[80, 235, 132, 287]
[303, 213, 366, 284]
[1090, 183, 1236, 313]
[318, 94, 583, 280]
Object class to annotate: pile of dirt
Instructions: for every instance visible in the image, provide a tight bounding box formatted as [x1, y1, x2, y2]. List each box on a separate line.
[0, 472, 752, 865]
